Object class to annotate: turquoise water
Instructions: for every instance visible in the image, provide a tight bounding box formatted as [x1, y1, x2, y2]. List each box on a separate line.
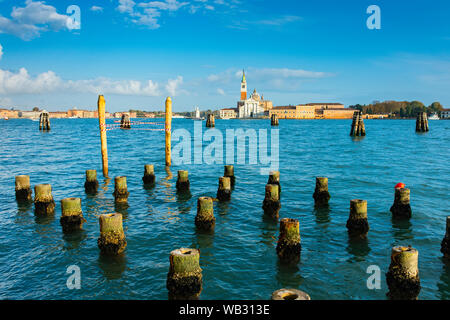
[0, 118, 449, 300]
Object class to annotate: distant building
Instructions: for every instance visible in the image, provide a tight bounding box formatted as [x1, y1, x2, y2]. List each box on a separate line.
[269, 105, 316, 119]
[49, 111, 68, 118]
[236, 70, 272, 118]
[320, 108, 356, 119]
[20, 111, 41, 119]
[0, 109, 19, 118]
[219, 108, 238, 119]
[442, 109, 450, 119]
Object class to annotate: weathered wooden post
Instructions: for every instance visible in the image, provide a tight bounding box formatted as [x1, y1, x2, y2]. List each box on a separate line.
[142, 164, 156, 185]
[120, 113, 131, 129]
[166, 248, 203, 299]
[97, 213, 127, 255]
[176, 170, 190, 192]
[350, 110, 365, 136]
[206, 114, 215, 127]
[39, 111, 50, 131]
[313, 177, 330, 206]
[165, 97, 172, 167]
[416, 112, 429, 133]
[195, 197, 215, 231]
[15, 175, 32, 201]
[267, 171, 281, 195]
[113, 176, 129, 203]
[346, 199, 369, 238]
[276, 218, 301, 263]
[271, 114, 279, 126]
[441, 216, 450, 259]
[262, 184, 281, 219]
[216, 177, 231, 201]
[224, 165, 235, 187]
[34, 184, 55, 215]
[60, 197, 86, 233]
[271, 288, 310, 300]
[97, 95, 109, 177]
[84, 170, 99, 194]
[390, 187, 412, 219]
[386, 246, 421, 300]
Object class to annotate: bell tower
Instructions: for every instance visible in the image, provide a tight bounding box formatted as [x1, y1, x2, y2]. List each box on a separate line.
[240, 69, 247, 100]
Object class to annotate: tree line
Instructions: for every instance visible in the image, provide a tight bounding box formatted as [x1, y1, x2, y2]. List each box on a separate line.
[349, 101, 444, 118]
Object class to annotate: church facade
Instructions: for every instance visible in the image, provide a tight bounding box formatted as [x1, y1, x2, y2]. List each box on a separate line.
[236, 70, 271, 118]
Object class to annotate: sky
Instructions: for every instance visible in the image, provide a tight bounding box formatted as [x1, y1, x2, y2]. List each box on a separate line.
[0, 0, 449, 112]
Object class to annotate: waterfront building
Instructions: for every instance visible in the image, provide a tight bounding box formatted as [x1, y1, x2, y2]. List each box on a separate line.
[319, 108, 356, 119]
[269, 105, 315, 119]
[236, 70, 272, 118]
[0, 109, 19, 118]
[67, 108, 85, 118]
[442, 109, 450, 119]
[219, 108, 238, 119]
[49, 111, 68, 118]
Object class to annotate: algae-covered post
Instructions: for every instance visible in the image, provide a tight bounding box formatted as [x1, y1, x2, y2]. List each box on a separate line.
[416, 112, 429, 133]
[350, 110, 365, 136]
[271, 114, 279, 126]
[97, 213, 127, 255]
[39, 111, 50, 131]
[166, 248, 203, 300]
[313, 177, 330, 207]
[60, 197, 86, 233]
[34, 184, 55, 215]
[346, 199, 369, 238]
[113, 176, 129, 203]
[390, 187, 412, 219]
[120, 113, 131, 129]
[276, 218, 301, 263]
[195, 197, 215, 231]
[142, 164, 156, 185]
[216, 176, 231, 201]
[165, 97, 172, 167]
[206, 114, 215, 127]
[262, 184, 281, 219]
[176, 170, 190, 192]
[441, 216, 450, 259]
[97, 95, 109, 177]
[84, 170, 99, 194]
[271, 288, 310, 300]
[15, 175, 32, 201]
[224, 165, 235, 187]
[386, 246, 421, 300]
[267, 171, 281, 195]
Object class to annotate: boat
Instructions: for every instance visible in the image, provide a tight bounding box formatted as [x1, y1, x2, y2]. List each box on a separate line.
[172, 115, 186, 119]
[429, 113, 440, 120]
[4, 116, 9, 120]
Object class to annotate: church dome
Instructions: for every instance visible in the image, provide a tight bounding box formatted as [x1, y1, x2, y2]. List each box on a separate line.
[251, 89, 260, 101]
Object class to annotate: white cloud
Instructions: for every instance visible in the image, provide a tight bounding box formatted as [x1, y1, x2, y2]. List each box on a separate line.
[0, 44, 3, 60]
[0, 0, 73, 40]
[139, 0, 189, 11]
[90, 6, 104, 12]
[217, 88, 225, 95]
[165, 76, 183, 96]
[0, 67, 166, 96]
[117, 0, 136, 14]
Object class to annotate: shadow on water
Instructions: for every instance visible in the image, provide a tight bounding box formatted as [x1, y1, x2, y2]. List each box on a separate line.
[176, 190, 192, 214]
[34, 213, 54, 225]
[275, 259, 304, 289]
[216, 201, 230, 216]
[114, 202, 129, 219]
[350, 136, 365, 143]
[98, 253, 127, 280]
[346, 236, 371, 262]
[438, 258, 450, 299]
[100, 177, 111, 192]
[391, 218, 413, 241]
[62, 229, 87, 250]
[260, 215, 278, 247]
[313, 205, 331, 224]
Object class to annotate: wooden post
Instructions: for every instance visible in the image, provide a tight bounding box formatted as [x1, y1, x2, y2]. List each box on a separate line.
[176, 170, 190, 192]
[271, 114, 279, 126]
[262, 184, 281, 219]
[416, 112, 429, 133]
[390, 187, 412, 219]
[224, 165, 235, 187]
[120, 113, 131, 129]
[195, 197, 215, 231]
[165, 97, 172, 167]
[98, 213, 127, 255]
[346, 199, 369, 238]
[142, 164, 156, 185]
[98, 95, 108, 177]
[206, 114, 215, 127]
[84, 170, 99, 194]
[441, 216, 450, 259]
[15, 175, 32, 201]
[313, 177, 330, 206]
[350, 111, 365, 136]
[34, 184, 55, 215]
[60, 197, 86, 233]
[276, 218, 301, 263]
[216, 176, 231, 201]
[271, 288, 310, 300]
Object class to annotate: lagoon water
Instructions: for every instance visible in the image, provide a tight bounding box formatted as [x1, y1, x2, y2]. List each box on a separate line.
[0, 118, 449, 300]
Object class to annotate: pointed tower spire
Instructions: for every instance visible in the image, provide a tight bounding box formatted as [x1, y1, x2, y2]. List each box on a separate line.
[240, 69, 247, 100]
[242, 69, 246, 82]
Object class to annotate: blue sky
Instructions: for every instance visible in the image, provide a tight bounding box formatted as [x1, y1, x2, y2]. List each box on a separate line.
[0, 0, 449, 112]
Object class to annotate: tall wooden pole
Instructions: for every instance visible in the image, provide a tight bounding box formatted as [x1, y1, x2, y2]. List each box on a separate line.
[165, 97, 172, 167]
[98, 95, 109, 177]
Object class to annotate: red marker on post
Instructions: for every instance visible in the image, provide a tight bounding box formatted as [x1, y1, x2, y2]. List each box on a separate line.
[395, 182, 405, 189]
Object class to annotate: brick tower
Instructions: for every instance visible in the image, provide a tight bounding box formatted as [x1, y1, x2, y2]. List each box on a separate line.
[240, 69, 247, 100]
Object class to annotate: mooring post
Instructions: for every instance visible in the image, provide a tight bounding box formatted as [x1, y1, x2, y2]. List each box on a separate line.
[39, 111, 50, 131]
[34, 184, 55, 215]
[206, 114, 215, 127]
[166, 248, 203, 300]
[224, 165, 235, 187]
[441, 216, 450, 259]
[350, 110, 365, 136]
[97, 213, 127, 255]
[120, 113, 131, 129]
[386, 246, 421, 300]
[97, 95, 109, 177]
[312, 177, 330, 207]
[176, 170, 190, 192]
[142, 164, 156, 185]
[84, 170, 99, 194]
[60, 197, 86, 233]
[271, 114, 279, 126]
[113, 176, 129, 203]
[416, 112, 429, 133]
[195, 197, 215, 231]
[271, 288, 310, 300]
[15, 175, 32, 201]
[165, 97, 172, 167]
[276, 218, 301, 263]
[216, 176, 231, 201]
[346, 199, 369, 238]
[268, 171, 281, 195]
[390, 187, 412, 219]
[262, 184, 281, 219]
